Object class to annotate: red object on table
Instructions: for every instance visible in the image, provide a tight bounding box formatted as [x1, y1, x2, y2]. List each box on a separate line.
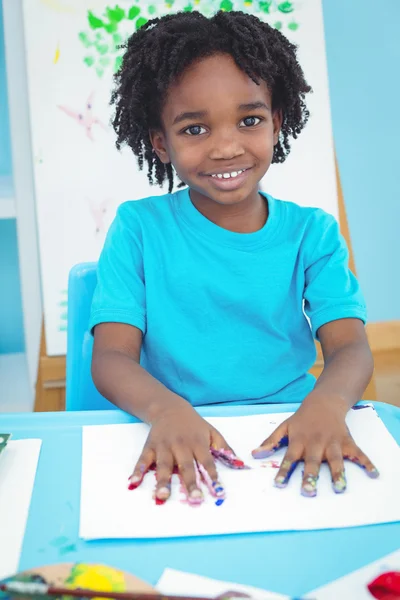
[368, 571, 400, 599]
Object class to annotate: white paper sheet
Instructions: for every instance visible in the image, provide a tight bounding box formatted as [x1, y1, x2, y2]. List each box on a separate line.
[80, 407, 400, 540]
[0, 439, 42, 579]
[157, 568, 289, 600]
[306, 549, 400, 600]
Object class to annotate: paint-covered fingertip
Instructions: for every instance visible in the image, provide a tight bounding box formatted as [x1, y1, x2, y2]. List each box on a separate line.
[213, 484, 225, 497]
[252, 448, 274, 459]
[332, 472, 347, 494]
[127, 474, 142, 489]
[155, 497, 167, 506]
[274, 477, 288, 489]
[156, 486, 171, 499]
[128, 481, 140, 490]
[301, 487, 317, 498]
[367, 468, 380, 479]
[332, 482, 347, 494]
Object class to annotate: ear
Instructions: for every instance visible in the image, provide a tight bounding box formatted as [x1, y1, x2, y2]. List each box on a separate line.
[149, 130, 170, 164]
[272, 110, 283, 146]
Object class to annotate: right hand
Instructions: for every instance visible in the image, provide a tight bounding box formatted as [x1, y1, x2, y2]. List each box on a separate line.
[128, 403, 234, 504]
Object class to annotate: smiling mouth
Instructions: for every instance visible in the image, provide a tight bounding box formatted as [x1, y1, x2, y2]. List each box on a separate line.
[205, 167, 251, 180]
[202, 166, 253, 192]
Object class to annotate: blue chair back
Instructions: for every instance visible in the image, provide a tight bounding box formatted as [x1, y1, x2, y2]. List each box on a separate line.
[66, 262, 115, 411]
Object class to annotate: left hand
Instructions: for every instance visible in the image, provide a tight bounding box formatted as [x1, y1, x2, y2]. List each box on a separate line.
[252, 399, 379, 496]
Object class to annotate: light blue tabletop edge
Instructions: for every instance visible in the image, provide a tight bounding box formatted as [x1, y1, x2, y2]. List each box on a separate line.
[3, 401, 400, 444]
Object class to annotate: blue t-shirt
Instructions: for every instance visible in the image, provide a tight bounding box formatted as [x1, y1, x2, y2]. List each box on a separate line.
[89, 188, 367, 406]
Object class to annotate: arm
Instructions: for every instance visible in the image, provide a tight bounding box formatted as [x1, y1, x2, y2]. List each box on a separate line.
[301, 318, 374, 416]
[90, 208, 235, 503]
[92, 321, 193, 424]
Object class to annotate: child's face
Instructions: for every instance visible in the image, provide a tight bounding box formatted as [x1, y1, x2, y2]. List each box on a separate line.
[152, 53, 281, 206]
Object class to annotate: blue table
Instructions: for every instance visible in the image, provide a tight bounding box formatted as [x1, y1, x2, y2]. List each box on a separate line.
[3, 402, 400, 597]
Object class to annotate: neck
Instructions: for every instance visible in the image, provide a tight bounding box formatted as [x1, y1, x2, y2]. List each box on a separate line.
[189, 188, 268, 234]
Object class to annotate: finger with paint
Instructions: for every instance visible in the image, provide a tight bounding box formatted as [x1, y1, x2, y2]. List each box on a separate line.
[211, 447, 249, 470]
[343, 444, 379, 479]
[198, 463, 225, 506]
[176, 462, 204, 507]
[128, 446, 154, 490]
[252, 420, 289, 459]
[274, 457, 300, 489]
[153, 450, 175, 505]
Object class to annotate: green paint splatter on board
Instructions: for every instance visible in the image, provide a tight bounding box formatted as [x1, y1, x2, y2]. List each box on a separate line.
[79, 1, 300, 78]
[106, 5, 126, 23]
[259, 1, 272, 13]
[136, 16, 148, 29]
[277, 1, 293, 13]
[78, 32, 92, 48]
[88, 11, 104, 30]
[128, 5, 141, 19]
[220, 0, 233, 11]
[95, 42, 109, 55]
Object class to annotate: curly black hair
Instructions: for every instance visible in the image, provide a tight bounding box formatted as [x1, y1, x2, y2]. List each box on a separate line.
[111, 10, 312, 193]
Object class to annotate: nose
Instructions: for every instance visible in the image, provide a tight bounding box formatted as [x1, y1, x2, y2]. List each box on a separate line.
[208, 129, 245, 161]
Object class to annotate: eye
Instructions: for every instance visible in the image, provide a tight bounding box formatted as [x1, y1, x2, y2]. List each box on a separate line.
[240, 116, 262, 127]
[184, 125, 207, 136]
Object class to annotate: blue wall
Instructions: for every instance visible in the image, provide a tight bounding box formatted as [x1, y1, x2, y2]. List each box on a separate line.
[322, 0, 400, 322]
[0, 0, 399, 353]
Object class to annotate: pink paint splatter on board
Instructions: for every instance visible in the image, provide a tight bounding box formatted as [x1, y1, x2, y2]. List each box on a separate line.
[261, 460, 280, 469]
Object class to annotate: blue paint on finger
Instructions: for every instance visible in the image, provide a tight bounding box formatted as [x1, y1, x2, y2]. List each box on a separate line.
[275, 460, 299, 488]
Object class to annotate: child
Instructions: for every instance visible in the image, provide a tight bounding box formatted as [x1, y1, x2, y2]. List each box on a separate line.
[90, 10, 378, 505]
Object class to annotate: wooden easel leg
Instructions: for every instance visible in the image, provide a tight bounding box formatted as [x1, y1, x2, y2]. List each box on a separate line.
[34, 321, 66, 412]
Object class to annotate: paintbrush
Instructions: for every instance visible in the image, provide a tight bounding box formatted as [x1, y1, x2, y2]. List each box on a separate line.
[0, 581, 312, 600]
[0, 581, 210, 600]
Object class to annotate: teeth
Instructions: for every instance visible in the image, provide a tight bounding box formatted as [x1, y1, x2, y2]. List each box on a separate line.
[211, 169, 244, 179]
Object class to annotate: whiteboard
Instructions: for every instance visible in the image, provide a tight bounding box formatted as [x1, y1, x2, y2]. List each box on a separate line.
[22, 0, 337, 356]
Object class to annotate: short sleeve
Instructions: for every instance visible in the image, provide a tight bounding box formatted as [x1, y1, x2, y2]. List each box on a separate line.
[89, 203, 146, 334]
[303, 211, 367, 339]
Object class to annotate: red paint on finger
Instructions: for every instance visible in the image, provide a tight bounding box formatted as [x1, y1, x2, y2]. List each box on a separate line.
[155, 497, 166, 506]
[128, 478, 143, 490]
